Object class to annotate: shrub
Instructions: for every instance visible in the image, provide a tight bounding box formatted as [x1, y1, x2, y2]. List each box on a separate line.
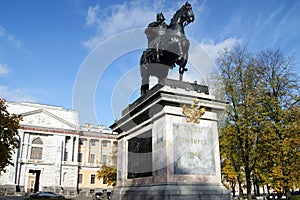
[289, 195, 300, 200]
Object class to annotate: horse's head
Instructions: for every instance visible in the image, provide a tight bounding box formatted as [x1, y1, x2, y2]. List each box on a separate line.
[182, 1, 195, 24]
[170, 1, 195, 29]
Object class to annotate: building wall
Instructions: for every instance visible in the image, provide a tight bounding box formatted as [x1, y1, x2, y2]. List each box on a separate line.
[0, 102, 117, 197]
[78, 126, 118, 195]
[78, 168, 104, 190]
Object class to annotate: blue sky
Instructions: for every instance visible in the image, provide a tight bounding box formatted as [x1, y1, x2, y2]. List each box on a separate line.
[1, 0, 300, 127]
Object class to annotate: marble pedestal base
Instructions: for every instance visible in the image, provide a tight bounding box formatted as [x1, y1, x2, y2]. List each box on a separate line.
[110, 79, 231, 200]
[112, 184, 230, 200]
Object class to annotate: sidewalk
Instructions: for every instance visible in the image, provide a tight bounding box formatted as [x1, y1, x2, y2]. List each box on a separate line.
[73, 197, 92, 200]
[0, 196, 92, 200]
[0, 196, 26, 200]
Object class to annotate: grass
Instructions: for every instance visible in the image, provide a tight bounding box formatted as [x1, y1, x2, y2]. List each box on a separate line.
[289, 196, 300, 200]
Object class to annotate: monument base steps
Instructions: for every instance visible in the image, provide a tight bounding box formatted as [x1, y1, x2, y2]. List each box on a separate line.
[112, 184, 230, 200]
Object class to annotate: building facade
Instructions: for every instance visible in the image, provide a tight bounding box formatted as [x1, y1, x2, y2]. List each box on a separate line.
[78, 125, 117, 196]
[0, 102, 117, 197]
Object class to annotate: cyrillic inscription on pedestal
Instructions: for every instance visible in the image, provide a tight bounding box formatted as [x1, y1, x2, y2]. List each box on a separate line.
[173, 124, 215, 175]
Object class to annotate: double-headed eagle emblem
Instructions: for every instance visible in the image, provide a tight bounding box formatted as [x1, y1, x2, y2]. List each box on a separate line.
[182, 99, 206, 123]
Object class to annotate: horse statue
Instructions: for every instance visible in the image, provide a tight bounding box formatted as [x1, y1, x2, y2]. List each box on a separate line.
[140, 2, 195, 95]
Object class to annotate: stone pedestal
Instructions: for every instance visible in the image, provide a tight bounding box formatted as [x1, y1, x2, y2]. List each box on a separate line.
[110, 79, 230, 200]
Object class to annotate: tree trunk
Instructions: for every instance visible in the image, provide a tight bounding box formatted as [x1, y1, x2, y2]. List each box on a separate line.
[253, 174, 257, 196]
[231, 182, 236, 197]
[267, 185, 271, 200]
[255, 182, 260, 196]
[238, 175, 243, 197]
[254, 175, 260, 196]
[245, 166, 252, 200]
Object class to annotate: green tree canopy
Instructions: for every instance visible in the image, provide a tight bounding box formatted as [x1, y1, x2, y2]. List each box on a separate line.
[97, 162, 117, 187]
[255, 49, 300, 194]
[0, 99, 22, 173]
[217, 46, 300, 199]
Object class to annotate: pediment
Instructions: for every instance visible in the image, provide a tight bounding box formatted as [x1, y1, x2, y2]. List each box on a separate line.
[21, 109, 77, 130]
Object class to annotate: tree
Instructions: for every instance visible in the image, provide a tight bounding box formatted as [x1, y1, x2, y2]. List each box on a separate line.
[217, 46, 300, 199]
[218, 45, 263, 200]
[97, 141, 118, 187]
[220, 123, 246, 197]
[255, 49, 300, 198]
[0, 99, 22, 173]
[97, 163, 117, 187]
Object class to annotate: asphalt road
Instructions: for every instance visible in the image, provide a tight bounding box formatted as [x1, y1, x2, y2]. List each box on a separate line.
[0, 197, 27, 200]
[0, 196, 92, 200]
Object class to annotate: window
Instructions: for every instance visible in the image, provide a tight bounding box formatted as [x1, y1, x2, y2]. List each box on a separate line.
[90, 140, 96, 146]
[78, 153, 83, 163]
[79, 139, 83, 146]
[102, 140, 108, 147]
[78, 174, 83, 184]
[32, 138, 43, 145]
[90, 154, 95, 163]
[102, 155, 107, 163]
[63, 172, 67, 182]
[64, 151, 68, 161]
[30, 138, 43, 160]
[30, 147, 42, 159]
[90, 174, 96, 184]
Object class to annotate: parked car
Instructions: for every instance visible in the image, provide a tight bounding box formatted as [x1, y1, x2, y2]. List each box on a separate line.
[107, 191, 111, 200]
[92, 192, 103, 200]
[30, 191, 65, 199]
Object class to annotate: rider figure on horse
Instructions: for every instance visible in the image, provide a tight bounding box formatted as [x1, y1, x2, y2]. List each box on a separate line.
[144, 12, 168, 62]
[140, 2, 194, 95]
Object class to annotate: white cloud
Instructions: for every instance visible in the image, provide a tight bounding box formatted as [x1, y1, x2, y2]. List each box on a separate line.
[148, 38, 242, 87]
[0, 85, 36, 102]
[81, 35, 102, 50]
[199, 37, 242, 61]
[83, 0, 178, 49]
[0, 63, 9, 75]
[86, 5, 100, 26]
[83, 0, 241, 59]
[162, 38, 242, 86]
[6, 34, 21, 49]
[0, 25, 5, 37]
[111, 66, 140, 119]
[0, 24, 21, 49]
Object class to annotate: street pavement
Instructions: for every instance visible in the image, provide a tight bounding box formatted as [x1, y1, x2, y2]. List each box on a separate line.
[0, 197, 26, 200]
[0, 196, 92, 200]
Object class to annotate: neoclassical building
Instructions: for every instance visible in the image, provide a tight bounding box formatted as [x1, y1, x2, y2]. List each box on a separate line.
[0, 102, 117, 196]
[78, 125, 118, 196]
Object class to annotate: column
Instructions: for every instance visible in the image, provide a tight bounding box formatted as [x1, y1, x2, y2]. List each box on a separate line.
[86, 139, 90, 165]
[98, 139, 101, 166]
[66, 136, 72, 162]
[73, 136, 79, 163]
[109, 141, 113, 165]
[71, 136, 75, 162]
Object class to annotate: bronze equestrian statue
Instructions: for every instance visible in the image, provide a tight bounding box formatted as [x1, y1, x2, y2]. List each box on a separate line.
[140, 2, 195, 95]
